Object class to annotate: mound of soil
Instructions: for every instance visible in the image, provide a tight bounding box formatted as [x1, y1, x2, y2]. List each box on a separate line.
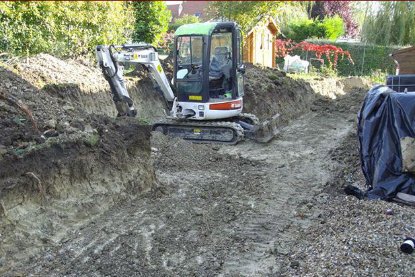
[243, 64, 314, 123]
[0, 55, 158, 272]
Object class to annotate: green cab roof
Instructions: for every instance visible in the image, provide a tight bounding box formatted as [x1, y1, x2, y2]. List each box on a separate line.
[175, 22, 218, 36]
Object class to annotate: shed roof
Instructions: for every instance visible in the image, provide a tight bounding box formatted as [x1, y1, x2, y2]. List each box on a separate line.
[390, 45, 415, 74]
[246, 16, 279, 36]
[391, 46, 415, 57]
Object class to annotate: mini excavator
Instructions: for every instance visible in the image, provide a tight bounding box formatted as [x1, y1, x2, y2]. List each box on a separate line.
[96, 22, 278, 144]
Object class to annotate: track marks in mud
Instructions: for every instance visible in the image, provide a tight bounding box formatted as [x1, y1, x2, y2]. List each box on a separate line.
[16, 94, 362, 276]
[8, 86, 367, 276]
[216, 108, 355, 275]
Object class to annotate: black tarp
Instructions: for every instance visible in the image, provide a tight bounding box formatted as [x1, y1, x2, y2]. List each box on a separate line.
[358, 85, 415, 200]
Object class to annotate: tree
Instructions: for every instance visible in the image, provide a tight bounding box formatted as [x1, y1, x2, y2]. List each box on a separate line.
[361, 1, 415, 46]
[53, 2, 134, 56]
[309, 1, 358, 38]
[207, 1, 291, 33]
[0, 2, 56, 55]
[168, 15, 200, 32]
[131, 1, 171, 45]
[283, 16, 344, 42]
[322, 15, 344, 40]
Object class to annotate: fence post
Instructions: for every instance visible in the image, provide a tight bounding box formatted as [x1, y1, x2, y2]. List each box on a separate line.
[360, 42, 367, 76]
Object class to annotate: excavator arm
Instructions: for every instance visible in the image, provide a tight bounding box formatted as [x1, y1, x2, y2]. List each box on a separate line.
[96, 43, 175, 117]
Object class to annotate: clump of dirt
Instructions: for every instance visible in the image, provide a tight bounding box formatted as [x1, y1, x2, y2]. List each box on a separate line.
[325, 130, 366, 195]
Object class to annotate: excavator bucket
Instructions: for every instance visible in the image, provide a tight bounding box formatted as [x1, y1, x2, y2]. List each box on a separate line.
[250, 114, 281, 143]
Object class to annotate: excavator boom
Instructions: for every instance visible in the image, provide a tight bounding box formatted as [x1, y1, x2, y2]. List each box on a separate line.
[96, 43, 175, 117]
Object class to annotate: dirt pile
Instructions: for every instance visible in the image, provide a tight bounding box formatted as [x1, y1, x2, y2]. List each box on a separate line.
[0, 55, 158, 273]
[243, 64, 314, 123]
[2, 54, 165, 123]
[0, 53, 168, 155]
[242, 64, 370, 129]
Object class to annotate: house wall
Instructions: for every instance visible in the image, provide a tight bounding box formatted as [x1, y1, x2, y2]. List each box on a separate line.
[168, 1, 209, 21]
[181, 1, 209, 20]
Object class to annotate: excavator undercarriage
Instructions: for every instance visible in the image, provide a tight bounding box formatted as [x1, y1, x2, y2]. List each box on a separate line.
[153, 113, 279, 144]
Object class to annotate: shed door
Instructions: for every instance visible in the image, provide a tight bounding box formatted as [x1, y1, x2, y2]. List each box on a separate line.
[263, 30, 273, 68]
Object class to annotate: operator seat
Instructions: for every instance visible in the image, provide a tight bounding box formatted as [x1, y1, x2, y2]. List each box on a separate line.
[209, 47, 232, 98]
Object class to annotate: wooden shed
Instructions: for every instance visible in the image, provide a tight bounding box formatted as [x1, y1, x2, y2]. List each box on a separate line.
[243, 17, 279, 68]
[390, 46, 415, 74]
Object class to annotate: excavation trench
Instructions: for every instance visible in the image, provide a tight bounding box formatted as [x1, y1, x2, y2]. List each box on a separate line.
[0, 54, 370, 275]
[9, 87, 366, 276]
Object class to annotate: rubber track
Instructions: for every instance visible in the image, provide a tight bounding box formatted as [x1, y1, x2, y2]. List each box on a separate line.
[238, 113, 260, 125]
[152, 120, 245, 145]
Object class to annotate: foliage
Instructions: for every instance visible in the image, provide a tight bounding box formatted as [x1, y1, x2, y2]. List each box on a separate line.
[0, 2, 134, 57]
[322, 16, 344, 40]
[361, 1, 415, 46]
[131, 1, 171, 45]
[157, 32, 174, 54]
[275, 39, 353, 70]
[368, 69, 388, 85]
[284, 18, 323, 42]
[283, 16, 344, 42]
[207, 1, 289, 33]
[310, 1, 358, 38]
[274, 4, 309, 31]
[168, 15, 200, 32]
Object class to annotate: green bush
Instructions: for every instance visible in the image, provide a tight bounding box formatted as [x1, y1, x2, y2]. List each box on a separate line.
[284, 16, 344, 42]
[0, 2, 134, 57]
[322, 16, 344, 40]
[285, 18, 319, 42]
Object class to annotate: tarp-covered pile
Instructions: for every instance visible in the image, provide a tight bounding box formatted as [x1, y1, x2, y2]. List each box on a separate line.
[358, 85, 415, 200]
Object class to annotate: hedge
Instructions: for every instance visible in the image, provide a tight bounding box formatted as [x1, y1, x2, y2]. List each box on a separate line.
[0, 2, 134, 57]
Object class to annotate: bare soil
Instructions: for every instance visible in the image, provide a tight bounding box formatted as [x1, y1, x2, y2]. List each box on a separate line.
[2, 54, 412, 276]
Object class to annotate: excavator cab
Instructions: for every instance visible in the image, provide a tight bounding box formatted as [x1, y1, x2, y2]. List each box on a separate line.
[174, 22, 245, 105]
